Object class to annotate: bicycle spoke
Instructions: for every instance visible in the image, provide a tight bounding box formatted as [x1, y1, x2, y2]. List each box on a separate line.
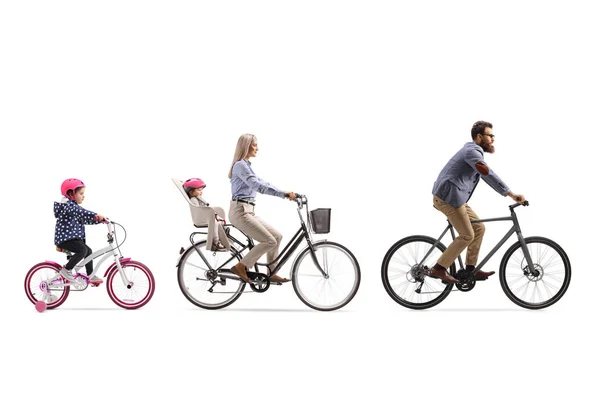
[543, 271, 565, 280]
[406, 245, 417, 265]
[541, 252, 559, 268]
[538, 243, 550, 264]
[387, 273, 406, 282]
[185, 261, 208, 271]
[392, 252, 412, 267]
[298, 273, 326, 278]
[540, 278, 560, 293]
[541, 281, 554, 300]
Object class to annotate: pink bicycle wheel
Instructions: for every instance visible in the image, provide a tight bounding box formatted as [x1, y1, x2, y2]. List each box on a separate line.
[106, 260, 155, 309]
[24, 263, 70, 309]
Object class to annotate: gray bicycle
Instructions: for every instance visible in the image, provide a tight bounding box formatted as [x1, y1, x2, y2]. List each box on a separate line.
[381, 201, 571, 309]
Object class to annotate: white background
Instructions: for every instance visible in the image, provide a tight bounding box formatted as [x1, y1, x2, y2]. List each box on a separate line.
[1, 1, 597, 399]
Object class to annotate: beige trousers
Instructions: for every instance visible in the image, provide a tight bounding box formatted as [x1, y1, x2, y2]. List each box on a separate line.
[229, 201, 282, 269]
[433, 196, 485, 268]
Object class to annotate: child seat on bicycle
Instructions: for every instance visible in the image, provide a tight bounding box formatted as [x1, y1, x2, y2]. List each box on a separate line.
[172, 178, 231, 251]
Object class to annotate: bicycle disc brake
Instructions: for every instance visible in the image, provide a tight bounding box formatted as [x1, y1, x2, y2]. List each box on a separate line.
[522, 263, 544, 281]
[247, 272, 270, 293]
[454, 269, 476, 292]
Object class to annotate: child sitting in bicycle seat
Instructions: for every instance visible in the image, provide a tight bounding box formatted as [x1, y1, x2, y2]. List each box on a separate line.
[184, 178, 226, 251]
[54, 179, 105, 285]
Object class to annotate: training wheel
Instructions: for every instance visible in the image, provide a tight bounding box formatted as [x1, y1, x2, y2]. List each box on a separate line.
[35, 301, 47, 313]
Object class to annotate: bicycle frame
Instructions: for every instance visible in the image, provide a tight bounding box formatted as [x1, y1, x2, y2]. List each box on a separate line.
[51, 221, 129, 288]
[418, 203, 537, 275]
[185, 195, 328, 278]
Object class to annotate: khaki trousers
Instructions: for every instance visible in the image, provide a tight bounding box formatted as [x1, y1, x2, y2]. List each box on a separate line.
[433, 196, 485, 268]
[229, 201, 282, 269]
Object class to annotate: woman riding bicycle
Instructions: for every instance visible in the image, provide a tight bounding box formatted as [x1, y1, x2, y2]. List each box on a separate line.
[227, 134, 297, 284]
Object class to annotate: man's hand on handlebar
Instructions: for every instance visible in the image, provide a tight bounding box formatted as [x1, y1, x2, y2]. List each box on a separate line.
[508, 192, 526, 204]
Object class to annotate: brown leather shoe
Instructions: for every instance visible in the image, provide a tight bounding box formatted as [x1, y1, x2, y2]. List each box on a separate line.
[270, 274, 291, 283]
[230, 263, 251, 283]
[429, 266, 459, 284]
[474, 269, 495, 280]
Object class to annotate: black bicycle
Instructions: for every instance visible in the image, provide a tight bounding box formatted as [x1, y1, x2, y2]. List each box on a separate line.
[381, 201, 571, 310]
[176, 194, 361, 311]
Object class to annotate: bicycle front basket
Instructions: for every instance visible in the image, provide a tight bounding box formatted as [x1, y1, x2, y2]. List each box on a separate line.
[310, 208, 331, 234]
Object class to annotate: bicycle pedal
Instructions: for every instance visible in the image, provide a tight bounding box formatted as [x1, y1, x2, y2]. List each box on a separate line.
[246, 272, 263, 280]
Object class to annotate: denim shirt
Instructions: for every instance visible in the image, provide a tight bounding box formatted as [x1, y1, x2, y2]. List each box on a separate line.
[231, 160, 286, 200]
[432, 142, 510, 207]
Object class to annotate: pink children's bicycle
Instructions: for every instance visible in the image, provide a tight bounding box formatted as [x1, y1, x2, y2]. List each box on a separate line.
[24, 219, 155, 312]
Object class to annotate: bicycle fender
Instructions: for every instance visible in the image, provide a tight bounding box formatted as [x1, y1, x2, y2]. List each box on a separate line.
[103, 258, 132, 277]
[175, 244, 196, 268]
[42, 261, 62, 269]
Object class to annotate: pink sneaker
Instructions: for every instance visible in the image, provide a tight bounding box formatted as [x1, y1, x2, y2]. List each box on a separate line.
[89, 275, 103, 286]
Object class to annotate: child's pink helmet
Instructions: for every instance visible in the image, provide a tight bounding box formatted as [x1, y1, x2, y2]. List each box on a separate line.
[184, 178, 206, 195]
[61, 178, 85, 198]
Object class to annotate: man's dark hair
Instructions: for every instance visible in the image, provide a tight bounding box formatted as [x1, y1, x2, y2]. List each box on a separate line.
[471, 121, 493, 140]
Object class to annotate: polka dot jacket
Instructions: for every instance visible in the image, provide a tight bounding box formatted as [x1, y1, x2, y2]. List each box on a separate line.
[54, 198, 100, 246]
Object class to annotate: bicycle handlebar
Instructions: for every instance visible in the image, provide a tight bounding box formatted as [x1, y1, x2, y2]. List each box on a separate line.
[509, 201, 529, 210]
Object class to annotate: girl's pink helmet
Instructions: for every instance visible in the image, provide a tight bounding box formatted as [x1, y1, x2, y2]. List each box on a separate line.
[184, 178, 206, 195]
[61, 178, 85, 198]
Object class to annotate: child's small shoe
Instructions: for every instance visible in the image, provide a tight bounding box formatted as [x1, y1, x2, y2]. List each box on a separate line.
[59, 267, 74, 281]
[89, 275, 104, 286]
[211, 241, 227, 252]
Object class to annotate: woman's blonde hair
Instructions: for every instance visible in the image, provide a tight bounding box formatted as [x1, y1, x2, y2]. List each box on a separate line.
[228, 133, 256, 178]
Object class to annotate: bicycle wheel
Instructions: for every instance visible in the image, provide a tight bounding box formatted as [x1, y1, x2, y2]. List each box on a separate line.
[499, 236, 571, 309]
[106, 260, 155, 309]
[292, 241, 361, 311]
[177, 240, 245, 310]
[381, 235, 456, 310]
[24, 263, 70, 309]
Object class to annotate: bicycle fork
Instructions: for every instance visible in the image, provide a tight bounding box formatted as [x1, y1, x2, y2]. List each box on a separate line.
[516, 231, 538, 276]
[307, 241, 329, 278]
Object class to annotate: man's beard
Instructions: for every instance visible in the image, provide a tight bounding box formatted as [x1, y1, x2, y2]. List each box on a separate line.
[481, 142, 495, 153]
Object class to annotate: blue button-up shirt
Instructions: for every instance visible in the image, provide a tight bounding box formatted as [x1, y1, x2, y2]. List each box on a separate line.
[432, 142, 510, 207]
[231, 160, 286, 201]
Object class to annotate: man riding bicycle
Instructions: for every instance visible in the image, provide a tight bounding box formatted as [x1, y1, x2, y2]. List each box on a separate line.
[430, 121, 526, 284]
